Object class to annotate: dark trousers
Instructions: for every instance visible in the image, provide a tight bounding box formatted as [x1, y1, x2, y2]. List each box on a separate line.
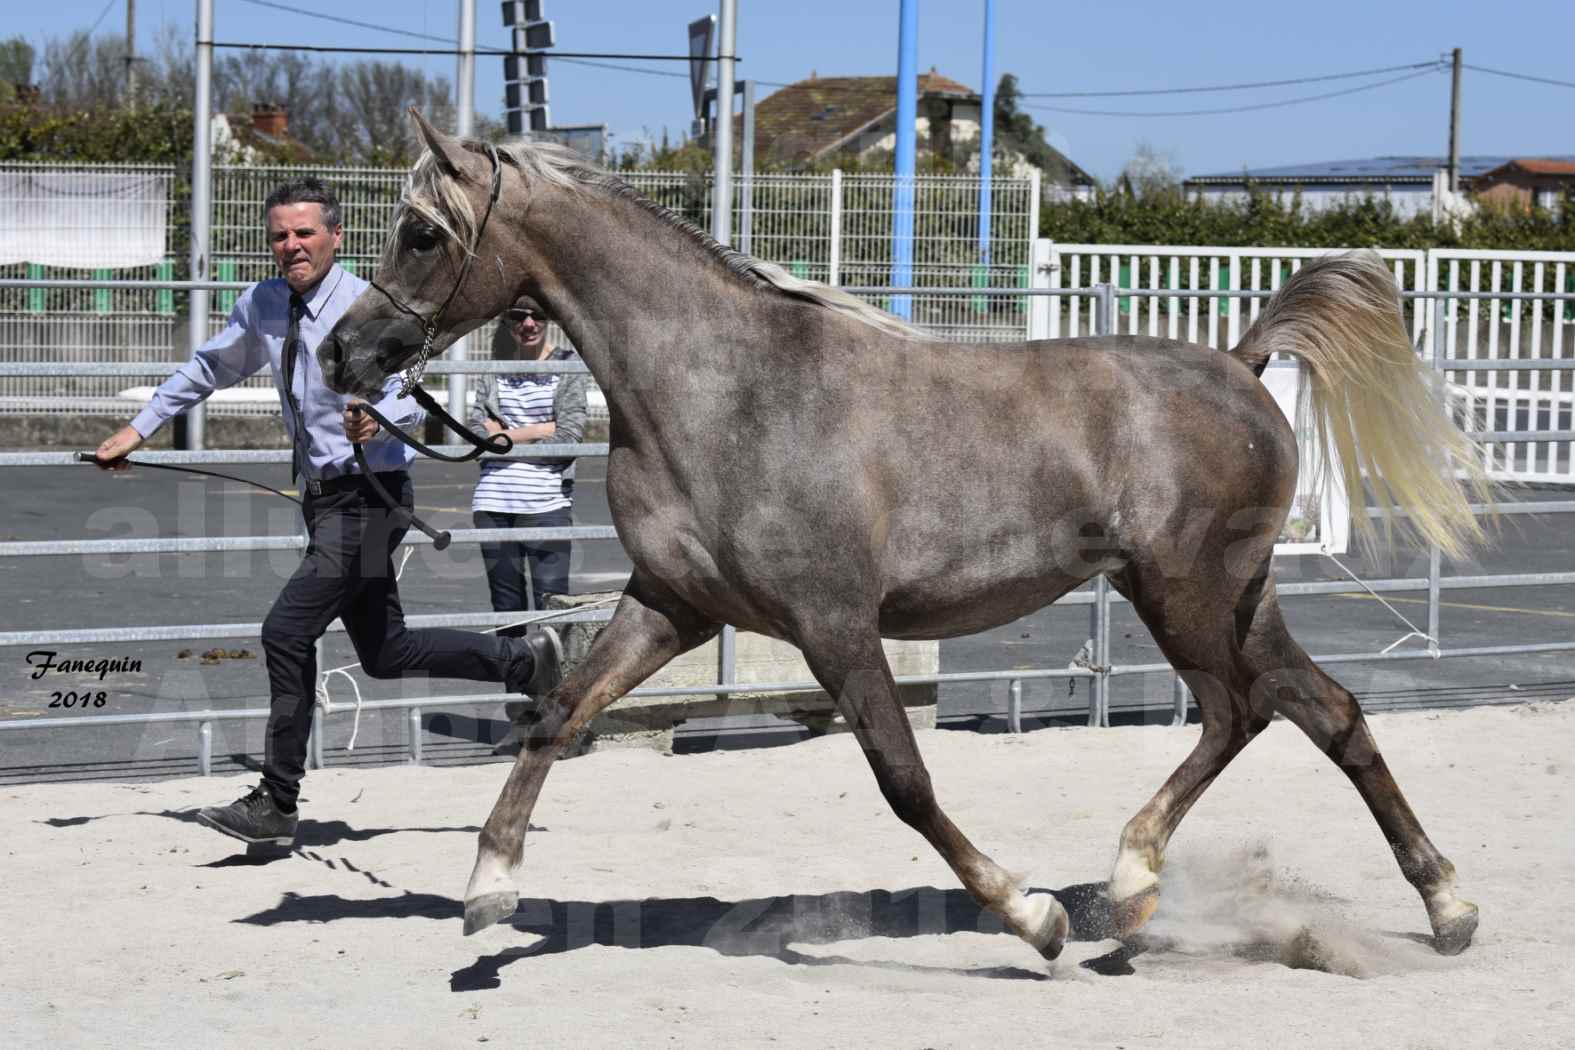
[473, 504, 572, 637]
[259, 473, 512, 808]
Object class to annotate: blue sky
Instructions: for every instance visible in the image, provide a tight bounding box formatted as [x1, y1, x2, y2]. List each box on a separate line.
[15, 0, 1575, 181]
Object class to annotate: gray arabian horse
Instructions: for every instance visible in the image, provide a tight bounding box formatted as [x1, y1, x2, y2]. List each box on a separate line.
[320, 111, 1492, 962]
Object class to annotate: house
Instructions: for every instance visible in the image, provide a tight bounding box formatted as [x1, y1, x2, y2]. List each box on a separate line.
[211, 104, 313, 164]
[1472, 158, 1575, 216]
[1183, 156, 1575, 219]
[751, 69, 1095, 194]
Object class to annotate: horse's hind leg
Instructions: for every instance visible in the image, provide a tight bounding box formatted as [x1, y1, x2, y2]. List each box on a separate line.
[463, 577, 719, 935]
[794, 619, 1070, 961]
[1239, 594, 1478, 955]
[1104, 566, 1273, 936]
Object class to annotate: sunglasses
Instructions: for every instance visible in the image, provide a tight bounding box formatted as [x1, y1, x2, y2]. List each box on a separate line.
[506, 308, 546, 323]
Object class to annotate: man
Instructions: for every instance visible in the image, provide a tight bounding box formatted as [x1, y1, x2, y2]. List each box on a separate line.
[94, 177, 560, 848]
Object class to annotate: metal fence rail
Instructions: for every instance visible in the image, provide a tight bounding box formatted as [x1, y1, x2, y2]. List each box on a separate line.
[1, 282, 1571, 772]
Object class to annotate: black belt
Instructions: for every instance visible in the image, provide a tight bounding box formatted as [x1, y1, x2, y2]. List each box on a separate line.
[303, 470, 407, 497]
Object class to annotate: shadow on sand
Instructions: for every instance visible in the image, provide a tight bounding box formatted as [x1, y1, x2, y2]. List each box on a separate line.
[229, 880, 1136, 988]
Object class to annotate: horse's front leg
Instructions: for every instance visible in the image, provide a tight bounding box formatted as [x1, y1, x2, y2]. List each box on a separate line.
[463, 578, 718, 934]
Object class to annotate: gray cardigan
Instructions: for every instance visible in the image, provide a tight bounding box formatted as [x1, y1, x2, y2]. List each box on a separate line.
[467, 343, 589, 475]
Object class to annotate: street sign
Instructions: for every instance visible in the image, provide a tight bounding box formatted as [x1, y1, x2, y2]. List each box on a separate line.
[688, 15, 715, 120]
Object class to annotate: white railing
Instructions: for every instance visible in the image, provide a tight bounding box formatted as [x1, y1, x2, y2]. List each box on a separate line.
[1041, 244, 1430, 349]
[1036, 244, 1575, 486]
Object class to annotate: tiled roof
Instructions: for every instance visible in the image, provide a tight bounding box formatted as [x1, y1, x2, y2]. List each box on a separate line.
[1486, 158, 1575, 177]
[753, 72, 978, 167]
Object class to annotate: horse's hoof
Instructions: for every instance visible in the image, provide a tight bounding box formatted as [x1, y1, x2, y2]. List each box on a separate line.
[1021, 892, 1071, 961]
[463, 890, 519, 936]
[1110, 886, 1161, 938]
[1431, 899, 1478, 956]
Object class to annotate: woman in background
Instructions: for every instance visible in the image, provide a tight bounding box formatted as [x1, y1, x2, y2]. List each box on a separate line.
[470, 294, 588, 634]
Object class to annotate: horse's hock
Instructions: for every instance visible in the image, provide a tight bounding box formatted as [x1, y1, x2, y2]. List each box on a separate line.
[544, 593, 938, 752]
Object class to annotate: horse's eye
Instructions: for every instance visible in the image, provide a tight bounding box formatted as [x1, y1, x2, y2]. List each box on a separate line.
[404, 225, 439, 252]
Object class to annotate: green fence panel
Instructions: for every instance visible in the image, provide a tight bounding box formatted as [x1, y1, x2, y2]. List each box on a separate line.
[216, 260, 238, 315]
[157, 261, 174, 316]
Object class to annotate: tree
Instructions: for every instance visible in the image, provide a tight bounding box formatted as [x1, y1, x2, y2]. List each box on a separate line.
[0, 37, 34, 101]
[1118, 143, 1182, 200]
[992, 73, 1087, 186]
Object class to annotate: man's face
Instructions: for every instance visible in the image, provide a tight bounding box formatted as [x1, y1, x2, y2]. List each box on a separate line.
[267, 202, 342, 294]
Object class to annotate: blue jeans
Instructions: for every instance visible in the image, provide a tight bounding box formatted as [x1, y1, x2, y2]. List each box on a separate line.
[474, 503, 573, 636]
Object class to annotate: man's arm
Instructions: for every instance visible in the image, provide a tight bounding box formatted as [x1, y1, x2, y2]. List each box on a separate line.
[95, 293, 268, 469]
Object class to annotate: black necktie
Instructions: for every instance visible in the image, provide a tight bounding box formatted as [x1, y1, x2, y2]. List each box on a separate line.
[283, 293, 308, 481]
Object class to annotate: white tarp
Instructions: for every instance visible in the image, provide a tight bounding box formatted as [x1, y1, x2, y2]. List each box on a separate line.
[0, 170, 170, 269]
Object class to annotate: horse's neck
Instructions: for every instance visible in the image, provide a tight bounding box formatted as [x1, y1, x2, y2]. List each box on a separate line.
[531, 188, 776, 427]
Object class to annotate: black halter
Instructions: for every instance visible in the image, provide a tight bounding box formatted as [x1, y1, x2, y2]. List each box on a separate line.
[368, 141, 507, 401]
[349, 142, 513, 549]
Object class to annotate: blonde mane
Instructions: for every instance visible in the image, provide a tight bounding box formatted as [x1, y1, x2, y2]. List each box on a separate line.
[382, 137, 933, 341]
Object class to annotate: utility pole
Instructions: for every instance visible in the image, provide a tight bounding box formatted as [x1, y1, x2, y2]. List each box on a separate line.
[711, 0, 738, 247]
[1447, 47, 1462, 193]
[450, 0, 476, 421]
[125, 0, 137, 107]
[978, 0, 995, 268]
[891, 0, 917, 320]
[188, 0, 214, 451]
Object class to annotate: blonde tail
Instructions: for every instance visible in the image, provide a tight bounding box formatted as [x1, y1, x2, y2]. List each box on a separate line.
[1230, 250, 1493, 560]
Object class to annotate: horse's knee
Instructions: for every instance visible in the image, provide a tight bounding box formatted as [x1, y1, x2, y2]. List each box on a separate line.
[874, 760, 936, 827]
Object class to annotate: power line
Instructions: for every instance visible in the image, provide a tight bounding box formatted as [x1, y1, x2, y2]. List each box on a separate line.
[228, 0, 785, 89]
[1019, 60, 1440, 99]
[60, 0, 119, 71]
[1465, 63, 1575, 90]
[1024, 67, 1437, 118]
[231, 0, 454, 45]
[207, 42, 719, 61]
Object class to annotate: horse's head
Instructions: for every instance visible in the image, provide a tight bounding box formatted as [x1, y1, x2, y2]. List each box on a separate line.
[320, 109, 523, 399]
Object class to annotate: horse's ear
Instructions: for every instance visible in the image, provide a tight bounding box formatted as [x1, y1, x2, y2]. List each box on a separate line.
[409, 107, 464, 177]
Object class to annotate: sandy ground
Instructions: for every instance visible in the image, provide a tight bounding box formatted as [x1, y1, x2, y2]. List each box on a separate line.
[3, 701, 1572, 1050]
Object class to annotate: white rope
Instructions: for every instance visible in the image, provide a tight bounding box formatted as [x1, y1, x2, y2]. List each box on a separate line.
[1318, 544, 1441, 658]
[311, 544, 624, 751]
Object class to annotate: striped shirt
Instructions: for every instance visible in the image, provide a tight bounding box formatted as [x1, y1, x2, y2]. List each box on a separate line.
[473, 374, 572, 514]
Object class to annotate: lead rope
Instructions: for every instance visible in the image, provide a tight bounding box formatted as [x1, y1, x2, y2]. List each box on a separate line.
[1318, 544, 1441, 657]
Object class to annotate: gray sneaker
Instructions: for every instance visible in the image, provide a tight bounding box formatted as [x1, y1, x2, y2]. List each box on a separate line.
[196, 785, 298, 847]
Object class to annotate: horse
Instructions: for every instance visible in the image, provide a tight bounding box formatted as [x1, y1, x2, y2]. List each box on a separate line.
[319, 110, 1493, 963]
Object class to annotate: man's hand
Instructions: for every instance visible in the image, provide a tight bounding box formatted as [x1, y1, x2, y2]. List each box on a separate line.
[344, 403, 379, 443]
[93, 425, 144, 471]
[483, 417, 505, 437]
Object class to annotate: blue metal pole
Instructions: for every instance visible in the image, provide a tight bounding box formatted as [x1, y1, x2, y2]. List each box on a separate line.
[979, 0, 995, 268]
[891, 0, 918, 320]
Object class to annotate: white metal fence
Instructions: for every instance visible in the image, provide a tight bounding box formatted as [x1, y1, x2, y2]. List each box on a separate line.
[0, 162, 180, 412]
[1038, 243, 1575, 484]
[4, 158, 1572, 484]
[1, 162, 1044, 416]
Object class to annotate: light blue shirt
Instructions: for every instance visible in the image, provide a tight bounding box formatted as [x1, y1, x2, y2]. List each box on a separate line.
[131, 263, 424, 481]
